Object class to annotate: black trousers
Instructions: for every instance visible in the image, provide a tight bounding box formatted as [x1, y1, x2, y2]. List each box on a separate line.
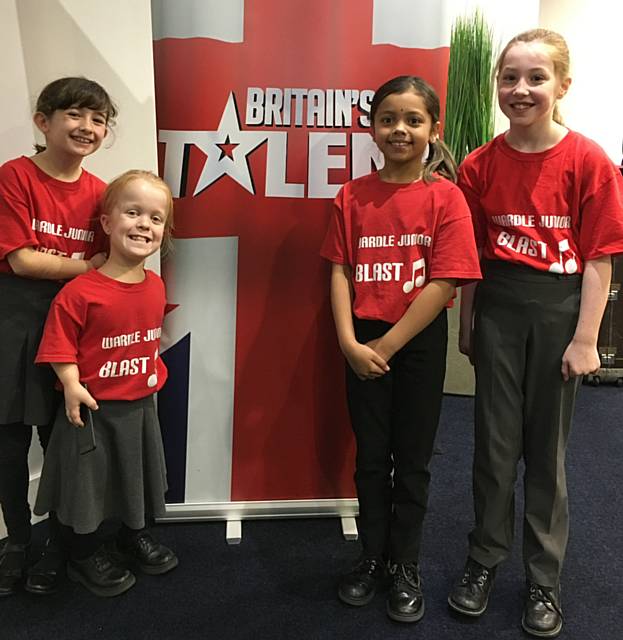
[0, 422, 54, 544]
[469, 261, 581, 587]
[346, 311, 448, 563]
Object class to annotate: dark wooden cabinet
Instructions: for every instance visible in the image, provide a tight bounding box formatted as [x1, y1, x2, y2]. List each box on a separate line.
[589, 256, 623, 385]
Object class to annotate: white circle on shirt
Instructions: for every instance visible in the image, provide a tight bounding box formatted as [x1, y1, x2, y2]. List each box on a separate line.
[147, 374, 158, 388]
[565, 258, 578, 274]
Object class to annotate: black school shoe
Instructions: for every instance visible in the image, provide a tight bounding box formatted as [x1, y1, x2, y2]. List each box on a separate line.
[117, 530, 178, 575]
[387, 562, 425, 622]
[522, 582, 563, 638]
[338, 556, 387, 606]
[67, 545, 136, 597]
[0, 542, 29, 597]
[24, 539, 65, 595]
[448, 557, 496, 616]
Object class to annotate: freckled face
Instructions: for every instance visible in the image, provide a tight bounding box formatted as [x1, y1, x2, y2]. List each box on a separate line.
[101, 179, 168, 263]
[371, 91, 439, 170]
[498, 42, 569, 128]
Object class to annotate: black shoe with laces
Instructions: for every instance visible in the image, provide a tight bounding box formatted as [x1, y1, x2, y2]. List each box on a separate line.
[67, 545, 135, 597]
[387, 562, 425, 622]
[448, 557, 496, 616]
[522, 582, 563, 638]
[338, 556, 387, 606]
[117, 530, 178, 575]
[0, 542, 29, 597]
[24, 538, 65, 596]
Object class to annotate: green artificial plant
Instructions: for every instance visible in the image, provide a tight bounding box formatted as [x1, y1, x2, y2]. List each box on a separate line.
[444, 10, 496, 165]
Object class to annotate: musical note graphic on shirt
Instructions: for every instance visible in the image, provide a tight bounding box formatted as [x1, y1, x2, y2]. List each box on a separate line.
[548, 239, 578, 275]
[403, 258, 426, 293]
[147, 348, 159, 388]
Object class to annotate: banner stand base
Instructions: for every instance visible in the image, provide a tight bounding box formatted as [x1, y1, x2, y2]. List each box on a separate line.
[156, 498, 359, 543]
[225, 520, 242, 545]
[340, 516, 358, 541]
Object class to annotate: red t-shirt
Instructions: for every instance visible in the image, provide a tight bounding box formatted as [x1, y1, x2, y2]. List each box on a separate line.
[36, 269, 168, 401]
[458, 131, 623, 272]
[0, 156, 107, 274]
[321, 172, 482, 323]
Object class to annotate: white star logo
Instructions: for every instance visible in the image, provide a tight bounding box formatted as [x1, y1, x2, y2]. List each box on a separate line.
[193, 93, 267, 195]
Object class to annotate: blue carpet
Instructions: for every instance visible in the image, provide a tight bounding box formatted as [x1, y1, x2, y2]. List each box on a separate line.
[2, 386, 621, 639]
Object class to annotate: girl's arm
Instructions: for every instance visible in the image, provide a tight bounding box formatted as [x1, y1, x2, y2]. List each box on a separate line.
[457, 248, 481, 364]
[330, 262, 389, 380]
[370, 278, 456, 362]
[368, 278, 456, 361]
[458, 282, 477, 364]
[561, 255, 612, 381]
[7, 247, 106, 280]
[51, 362, 98, 427]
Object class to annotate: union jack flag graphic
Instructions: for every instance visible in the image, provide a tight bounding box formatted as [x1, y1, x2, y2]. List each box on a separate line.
[152, 0, 450, 507]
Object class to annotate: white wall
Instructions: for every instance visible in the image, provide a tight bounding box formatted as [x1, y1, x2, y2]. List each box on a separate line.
[539, 0, 622, 163]
[0, 0, 158, 539]
[0, 1, 32, 158]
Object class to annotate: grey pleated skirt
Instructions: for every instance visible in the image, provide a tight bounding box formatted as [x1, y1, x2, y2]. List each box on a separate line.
[0, 273, 63, 426]
[34, 394, 168, 534]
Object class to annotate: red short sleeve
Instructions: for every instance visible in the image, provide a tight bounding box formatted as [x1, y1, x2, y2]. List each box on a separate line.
[36, 288, 85, 364]
[0, 166, 39, 260]
[457, 161, 486, 249]
[578, 170, 623, 261]
[428, 186, 481, 285]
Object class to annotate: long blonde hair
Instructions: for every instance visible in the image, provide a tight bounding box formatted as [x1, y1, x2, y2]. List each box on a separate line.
[495, 29, 570, 125]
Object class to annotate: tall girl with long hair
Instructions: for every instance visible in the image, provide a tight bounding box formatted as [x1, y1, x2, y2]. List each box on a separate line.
[447, 30, 623, 638]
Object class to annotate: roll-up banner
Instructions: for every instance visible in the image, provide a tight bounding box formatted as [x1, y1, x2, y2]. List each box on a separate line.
[153, 0, 450, 519]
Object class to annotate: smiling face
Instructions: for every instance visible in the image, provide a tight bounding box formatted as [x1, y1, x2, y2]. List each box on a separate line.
[34, 106, 108, 159]
[101, 178, 169, 266]
[497, 41, 570, 130]
[371, 90, 439, 174]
